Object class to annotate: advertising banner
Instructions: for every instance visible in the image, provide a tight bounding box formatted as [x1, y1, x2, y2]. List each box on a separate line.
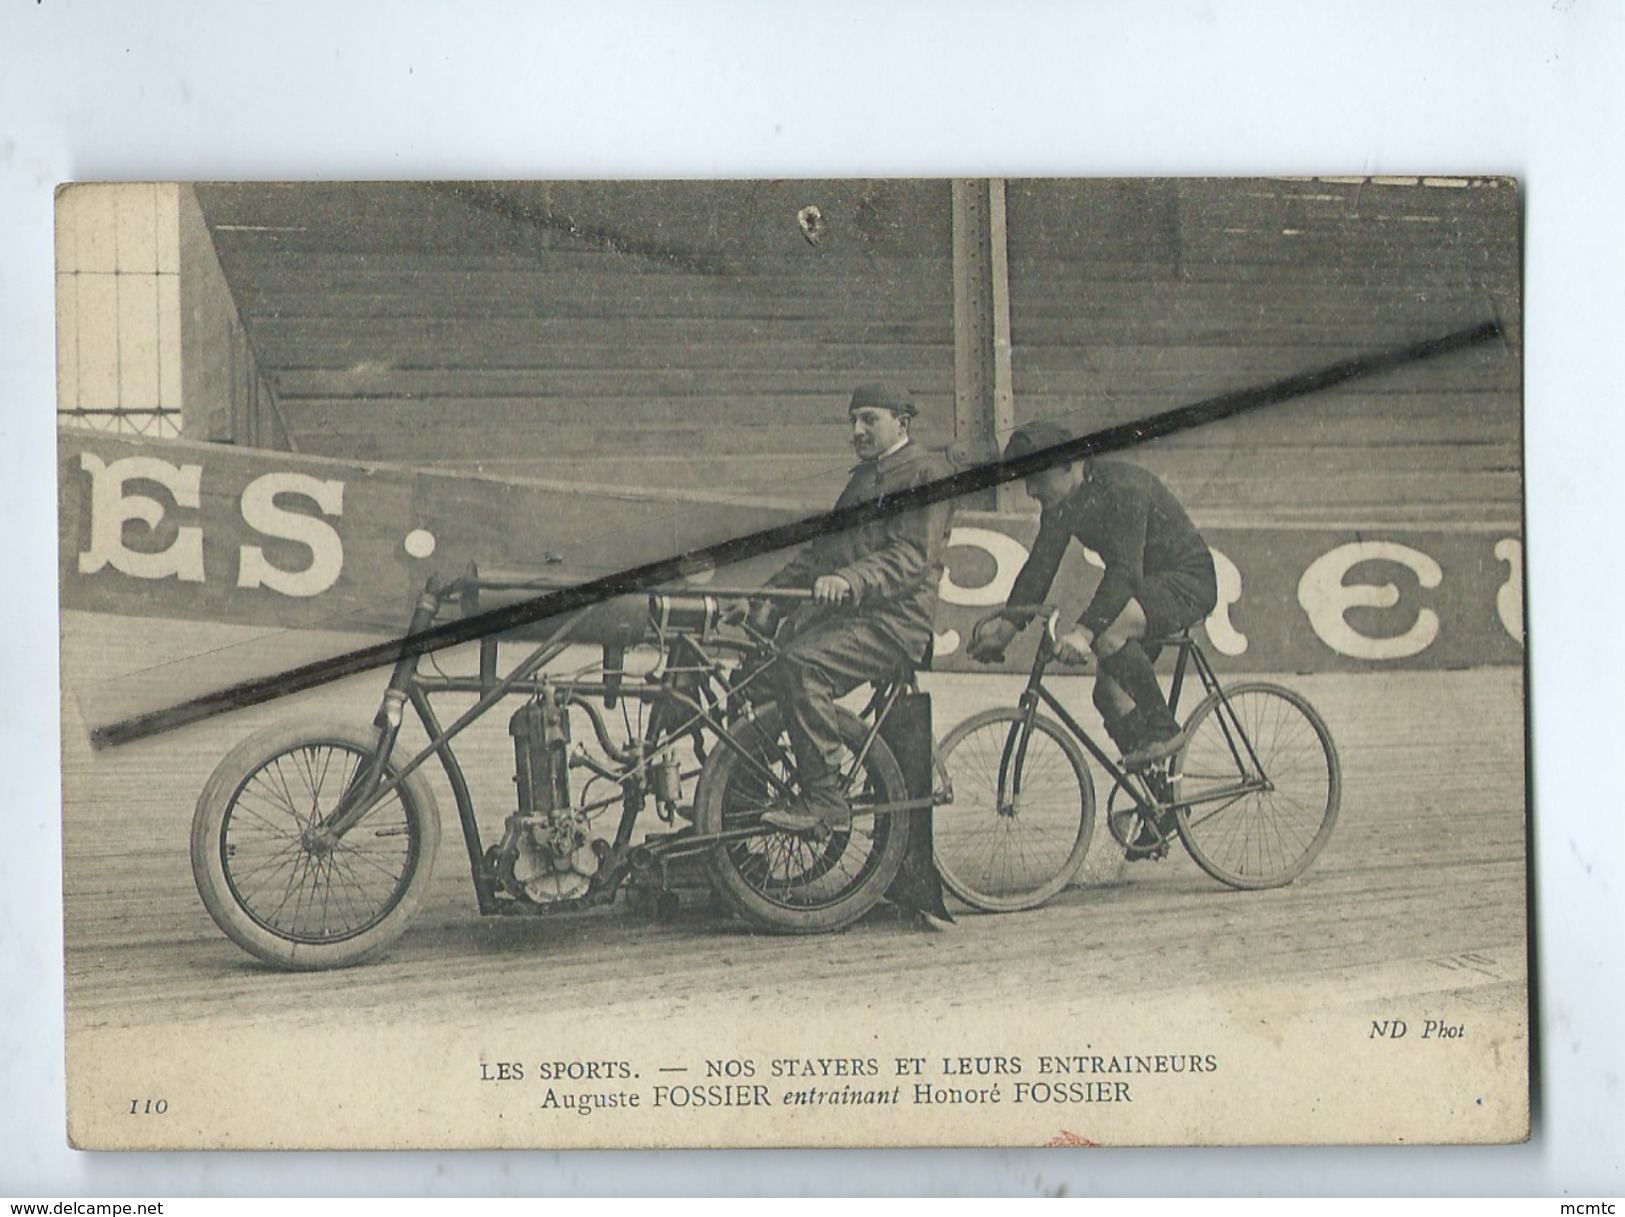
[60, 432, 1523, 673]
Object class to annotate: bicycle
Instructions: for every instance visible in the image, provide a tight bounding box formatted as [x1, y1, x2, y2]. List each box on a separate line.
[932, 606, 1340, 912]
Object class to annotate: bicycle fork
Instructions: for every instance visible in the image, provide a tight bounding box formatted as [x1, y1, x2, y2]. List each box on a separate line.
[992, 692, 1047, 818]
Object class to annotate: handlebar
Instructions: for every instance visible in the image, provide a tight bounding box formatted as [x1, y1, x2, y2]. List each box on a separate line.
[450, 568, 815, 602]
[968, 603, 1097, 667]
[997, 603, 1063, 626]
[683, 587, 814, 601]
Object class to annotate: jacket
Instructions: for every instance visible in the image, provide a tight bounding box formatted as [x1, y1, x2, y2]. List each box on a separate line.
[768, 440, 953, 662]
[1006, 458, 1215, 634]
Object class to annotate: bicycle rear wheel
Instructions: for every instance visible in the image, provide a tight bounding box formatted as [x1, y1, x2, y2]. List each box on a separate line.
[1172, 682, 1339, 889]
[933, 708, 1095, 911]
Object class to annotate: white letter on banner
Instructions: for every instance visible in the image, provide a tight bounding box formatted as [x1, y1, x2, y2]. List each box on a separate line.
[1494, 539, 1523, 644]
[939, 526, 1030, 607]
[1297, 541, 1442, 660]
[1205, 547, 1247, 656]
[77, 452, 205, 582]
[236, 473, 345, 597]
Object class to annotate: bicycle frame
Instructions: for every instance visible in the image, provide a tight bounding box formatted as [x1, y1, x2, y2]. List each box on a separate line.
[322, 575, 927, 917]
[997, 615, 1269, 820]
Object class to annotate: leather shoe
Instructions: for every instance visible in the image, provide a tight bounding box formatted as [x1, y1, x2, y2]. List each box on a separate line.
[762, 789, 851, 833]
[1123, 723, 1193, 769]
[761, 807, 851, 833]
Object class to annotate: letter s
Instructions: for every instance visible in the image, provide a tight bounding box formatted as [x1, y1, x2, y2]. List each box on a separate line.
[1297, 541, 1442, 660]
[77, 452, 205, 582]
[236, 472, 345, 597]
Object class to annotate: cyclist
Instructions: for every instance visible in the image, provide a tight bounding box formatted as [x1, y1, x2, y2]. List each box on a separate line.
[967, 419, 1218, 771]
[754, 384, 954, 833]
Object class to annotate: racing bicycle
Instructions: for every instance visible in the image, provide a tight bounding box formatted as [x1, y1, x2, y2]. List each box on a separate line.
[932, 606, 1341, 911]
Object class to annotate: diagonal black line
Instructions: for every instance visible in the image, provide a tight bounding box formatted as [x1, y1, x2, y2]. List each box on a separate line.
[89, 320, 1501, 749]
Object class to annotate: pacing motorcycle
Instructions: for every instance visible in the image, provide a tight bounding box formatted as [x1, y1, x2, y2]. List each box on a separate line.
[190, 569, 939, 969]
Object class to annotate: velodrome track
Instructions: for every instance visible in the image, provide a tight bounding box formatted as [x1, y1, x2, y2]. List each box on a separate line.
[59, 609, 1528, 1039]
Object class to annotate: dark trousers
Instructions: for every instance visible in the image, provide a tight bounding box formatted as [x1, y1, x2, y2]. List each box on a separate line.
[768, 617, 910, 793]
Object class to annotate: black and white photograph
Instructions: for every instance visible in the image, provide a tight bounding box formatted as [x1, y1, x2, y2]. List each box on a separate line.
[55, 175, 1527, 1150]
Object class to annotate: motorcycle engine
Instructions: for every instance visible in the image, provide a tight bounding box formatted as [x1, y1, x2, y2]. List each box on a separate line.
[496, 810, 598, 903]
[496, 696, 599, 904]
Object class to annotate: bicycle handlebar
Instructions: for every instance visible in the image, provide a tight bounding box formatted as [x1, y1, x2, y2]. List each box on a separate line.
[968, 603, 1101, 668]
[996, 603, 1065, 625]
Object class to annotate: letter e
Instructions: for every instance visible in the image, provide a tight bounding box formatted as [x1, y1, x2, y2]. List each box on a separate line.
[939, 526, 1030, 608]
[78, 453, 205, 582]
[1297, 541, 1442, 660]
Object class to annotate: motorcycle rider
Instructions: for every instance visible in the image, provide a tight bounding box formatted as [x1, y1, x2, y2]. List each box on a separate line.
[755, 384, 954, 833]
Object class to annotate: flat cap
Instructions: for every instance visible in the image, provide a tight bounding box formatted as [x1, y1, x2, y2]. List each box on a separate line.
[848, 383, 918, 417]
[1001, 419, 1075, 462]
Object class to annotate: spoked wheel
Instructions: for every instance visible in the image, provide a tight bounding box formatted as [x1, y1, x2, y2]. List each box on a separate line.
[693, 706, 912, 933]
[933, 708, 1095, 911]
[191, 718, 441, 969]
[1172, 682, 1340, 890]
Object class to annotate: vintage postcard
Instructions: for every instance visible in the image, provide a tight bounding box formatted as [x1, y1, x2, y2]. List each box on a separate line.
[57, 178, 1526, 1149]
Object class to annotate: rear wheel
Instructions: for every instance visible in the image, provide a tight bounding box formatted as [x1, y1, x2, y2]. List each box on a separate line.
[933, 707, 1095, 911]
[191, 718, 441, 969]
[694, 706, 912, 933]
[1172, 682, 1339, 889]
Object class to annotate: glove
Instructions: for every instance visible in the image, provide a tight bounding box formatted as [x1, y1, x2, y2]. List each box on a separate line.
[967, 616, 1020, 663]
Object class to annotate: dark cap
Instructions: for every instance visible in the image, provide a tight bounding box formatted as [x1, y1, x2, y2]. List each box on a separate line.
[1001, 419, 1075, 463]
[849, 383, 917, 417]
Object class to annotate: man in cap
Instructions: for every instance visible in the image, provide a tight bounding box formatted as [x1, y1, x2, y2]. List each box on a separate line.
[968, 419, 1218, 775]
[756, 384, 953, 833]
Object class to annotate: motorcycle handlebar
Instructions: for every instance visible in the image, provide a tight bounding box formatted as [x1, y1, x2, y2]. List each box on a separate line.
[687, 587, 813, 601]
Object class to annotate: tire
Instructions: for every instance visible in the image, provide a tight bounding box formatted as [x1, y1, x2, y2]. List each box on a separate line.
[933, 707, 1096, 911]
[693, 705, 912, 933]
[191, 717, 441, 969]
[1172, 682, 1340, 890]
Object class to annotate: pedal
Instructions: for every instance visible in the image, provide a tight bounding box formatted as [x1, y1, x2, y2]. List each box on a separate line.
[1123, 836, 1170, 863]
[772, 818, 841, 842]
[1111, 796, 1173, 862]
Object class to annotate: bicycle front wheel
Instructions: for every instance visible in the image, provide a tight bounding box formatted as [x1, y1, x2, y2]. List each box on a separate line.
[934, 708, 1095, 912]
[1173, 682, 1340, 890]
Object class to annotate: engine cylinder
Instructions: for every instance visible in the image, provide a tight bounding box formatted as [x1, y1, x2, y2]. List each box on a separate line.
[510, 698, 571, 814]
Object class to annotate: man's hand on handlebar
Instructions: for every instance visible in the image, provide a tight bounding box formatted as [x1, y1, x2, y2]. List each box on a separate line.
[1051, 625, 1096, 667]
[811, 574, 853, 606]
[967, 616, 1020, 663]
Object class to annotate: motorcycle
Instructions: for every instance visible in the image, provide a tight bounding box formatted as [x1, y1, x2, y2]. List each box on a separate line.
[190, 568, 941, 969]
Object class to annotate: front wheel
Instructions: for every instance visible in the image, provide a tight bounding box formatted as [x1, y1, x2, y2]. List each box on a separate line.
[191, 718, 441, 969]
[693, 706, 912, 933]
[1172, 682, 1340, 890]
[933, 707, 1096, 911]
